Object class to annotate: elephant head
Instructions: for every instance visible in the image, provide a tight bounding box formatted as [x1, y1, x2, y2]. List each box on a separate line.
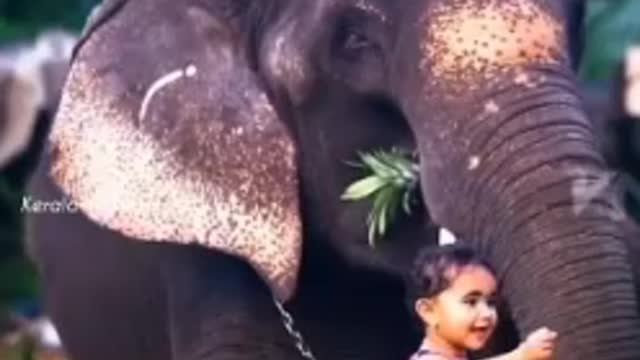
[50, 0, 640, 358]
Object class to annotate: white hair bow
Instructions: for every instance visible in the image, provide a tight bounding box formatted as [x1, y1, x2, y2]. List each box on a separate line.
[438, 227, 457, 246]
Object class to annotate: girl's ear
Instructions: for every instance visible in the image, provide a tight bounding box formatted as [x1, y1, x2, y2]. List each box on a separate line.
[415, 297, 437, 326]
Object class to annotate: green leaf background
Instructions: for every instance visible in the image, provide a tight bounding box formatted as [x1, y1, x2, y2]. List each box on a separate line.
[581, 0, 640, 81]
[0, 0, 97, 43]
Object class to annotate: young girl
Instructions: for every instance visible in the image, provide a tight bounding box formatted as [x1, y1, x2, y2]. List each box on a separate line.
[407, 244, 557, 360]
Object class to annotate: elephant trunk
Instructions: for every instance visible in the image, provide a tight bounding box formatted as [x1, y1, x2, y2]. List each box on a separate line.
[483, 100, 640, 358]
[411, 67, 640, 359]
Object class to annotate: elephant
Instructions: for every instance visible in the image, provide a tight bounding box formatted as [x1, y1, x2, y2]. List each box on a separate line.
[27, 0, 640, 360]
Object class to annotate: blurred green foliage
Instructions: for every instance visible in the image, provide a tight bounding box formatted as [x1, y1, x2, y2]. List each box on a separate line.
[581, 0, 640, 81]
[0, 0, 98, 43]
[0, 178, 34, 302]
[0, 257, 39, 302]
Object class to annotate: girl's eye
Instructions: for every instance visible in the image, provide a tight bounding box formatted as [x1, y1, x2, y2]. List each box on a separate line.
[463, 297, 479, 306]
[463, 296, 498, 308]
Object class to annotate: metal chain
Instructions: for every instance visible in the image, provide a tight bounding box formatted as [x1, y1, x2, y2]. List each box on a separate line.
[272, 297, 317, 360]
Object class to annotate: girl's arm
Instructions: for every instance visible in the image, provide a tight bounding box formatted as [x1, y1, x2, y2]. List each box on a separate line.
[482, 327, 557, 360]
[479, 348, 524, 360]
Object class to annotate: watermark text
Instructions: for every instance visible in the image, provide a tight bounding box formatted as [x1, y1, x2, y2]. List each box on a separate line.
[20, 196, 79, 214]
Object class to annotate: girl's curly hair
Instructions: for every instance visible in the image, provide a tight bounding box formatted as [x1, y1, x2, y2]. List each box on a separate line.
[406, 244, 496, 305]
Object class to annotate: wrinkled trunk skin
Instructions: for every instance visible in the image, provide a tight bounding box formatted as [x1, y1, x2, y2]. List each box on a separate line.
[471, 89, 640, 360]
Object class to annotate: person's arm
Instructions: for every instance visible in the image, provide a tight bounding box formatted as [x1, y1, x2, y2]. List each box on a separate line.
[482, 327, 557, 360]
[479, 348, 524, 360]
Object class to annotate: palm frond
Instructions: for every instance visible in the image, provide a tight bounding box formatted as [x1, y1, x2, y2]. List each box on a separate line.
[342, 148, 420, 247]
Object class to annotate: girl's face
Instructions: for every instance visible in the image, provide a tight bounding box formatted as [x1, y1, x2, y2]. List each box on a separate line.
[417, 264, 498, 356]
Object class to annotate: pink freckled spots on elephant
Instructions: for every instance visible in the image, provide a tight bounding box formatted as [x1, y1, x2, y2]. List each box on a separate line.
[421, 0, 563, 84]
[514, 72, 531, 86]
[514, 72, 544, 88]
[50, 60, 302, 301]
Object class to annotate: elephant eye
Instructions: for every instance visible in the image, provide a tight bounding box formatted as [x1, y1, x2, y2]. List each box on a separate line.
[335, 25, 378, 62]
[328, 10, 387, 89]
[343, 29, 372, 51]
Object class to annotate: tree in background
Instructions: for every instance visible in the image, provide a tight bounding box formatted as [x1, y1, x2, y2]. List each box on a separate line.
[0, 0, 98, 43]
[582, 0, 640, 81]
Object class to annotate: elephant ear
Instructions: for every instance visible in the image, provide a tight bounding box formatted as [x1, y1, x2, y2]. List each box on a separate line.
[50, 0, 302, 301]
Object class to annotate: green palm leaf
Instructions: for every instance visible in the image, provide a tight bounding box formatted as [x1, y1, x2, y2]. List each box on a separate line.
[342, 148, 420, 247]
[341, 176, 387, 201]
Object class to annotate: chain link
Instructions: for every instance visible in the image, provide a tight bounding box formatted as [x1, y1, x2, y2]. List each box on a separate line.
[272, 297, 317, 360]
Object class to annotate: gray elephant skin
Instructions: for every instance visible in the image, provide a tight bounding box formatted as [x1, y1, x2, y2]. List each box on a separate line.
[25, 1, 640, 360]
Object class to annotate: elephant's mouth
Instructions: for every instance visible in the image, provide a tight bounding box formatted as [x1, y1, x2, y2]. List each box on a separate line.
[341, 147, 422, 247]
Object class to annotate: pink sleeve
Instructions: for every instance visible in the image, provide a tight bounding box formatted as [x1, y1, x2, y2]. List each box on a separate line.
[410, 353, 450, 360]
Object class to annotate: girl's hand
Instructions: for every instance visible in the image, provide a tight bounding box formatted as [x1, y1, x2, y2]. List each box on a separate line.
[516, 327, 558, 360]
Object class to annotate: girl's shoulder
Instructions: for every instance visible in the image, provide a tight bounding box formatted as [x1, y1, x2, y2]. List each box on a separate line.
[410, 349, 458, 360]
[409, 349, 468, 360]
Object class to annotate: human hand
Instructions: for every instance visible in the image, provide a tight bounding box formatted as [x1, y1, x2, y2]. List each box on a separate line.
[516, 327, 558, 360]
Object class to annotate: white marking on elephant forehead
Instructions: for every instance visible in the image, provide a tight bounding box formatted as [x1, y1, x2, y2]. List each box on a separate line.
[467, 156, 481, 170]
[625, 47, 640, 117]
[138, 64, 198, 122]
